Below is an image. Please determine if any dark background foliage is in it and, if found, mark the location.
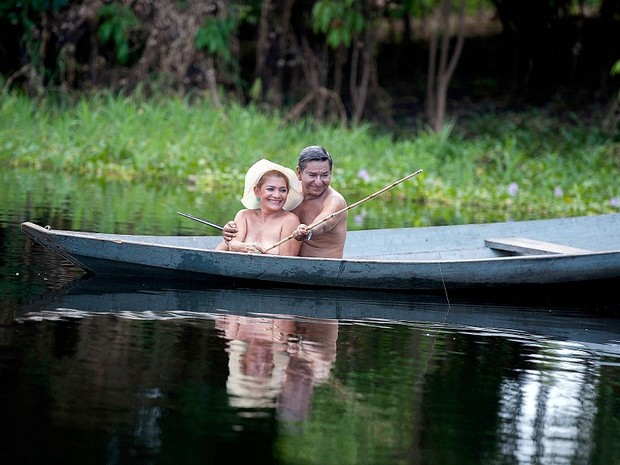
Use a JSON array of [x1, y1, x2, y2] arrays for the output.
[[1, 0, 618, 131]]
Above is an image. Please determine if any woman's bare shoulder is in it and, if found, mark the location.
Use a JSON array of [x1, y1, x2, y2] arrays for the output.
[[283, 211, 301, 226], [234, 209, 253, 220]]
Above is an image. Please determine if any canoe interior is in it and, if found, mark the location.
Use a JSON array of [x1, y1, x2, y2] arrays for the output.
[[26, 213, 620, 261], [48, 213, 620, 260], [343, 213, 620, 260]]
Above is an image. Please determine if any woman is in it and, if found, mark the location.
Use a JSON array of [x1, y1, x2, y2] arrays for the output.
[[221, 145, 347, 258], [216, 159, 303, 255]]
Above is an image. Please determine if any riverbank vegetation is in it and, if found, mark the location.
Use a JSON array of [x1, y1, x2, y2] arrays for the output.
[[2, 90, 618, 224]]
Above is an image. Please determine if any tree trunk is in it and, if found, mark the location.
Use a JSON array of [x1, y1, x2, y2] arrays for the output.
[[205, 55, 222, 108], [350, 1, 383, 127], [426, 8, 439, 126], [350, 32, 373, 127], [254, 0, 294, 107], [426, 0, 466, 132]]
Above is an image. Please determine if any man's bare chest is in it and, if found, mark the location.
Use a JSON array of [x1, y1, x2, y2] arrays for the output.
[[298, 202, 323, 224]]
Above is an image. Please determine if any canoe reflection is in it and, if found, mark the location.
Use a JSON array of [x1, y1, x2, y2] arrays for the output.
[[215, 315, 338, 422], [17, 275, 619, 350]]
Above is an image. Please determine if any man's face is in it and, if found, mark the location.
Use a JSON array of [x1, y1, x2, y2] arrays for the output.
[[298, 160, 332, 197]]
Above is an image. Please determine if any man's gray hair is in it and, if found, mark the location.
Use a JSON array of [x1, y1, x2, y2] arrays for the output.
[[297, 146, 333, 171]]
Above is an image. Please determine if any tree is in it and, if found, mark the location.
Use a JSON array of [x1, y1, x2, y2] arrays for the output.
[[0, 0, 70, 95], [285, 0, 363, 125], [195, 2, 238, 108], [425, 0, 466, 132], [253, 0, 296, 108], [290, 0, 386, 127], [1, 0, 617, 130]]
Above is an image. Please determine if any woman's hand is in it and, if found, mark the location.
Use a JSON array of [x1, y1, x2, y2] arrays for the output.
[[245, 242, 266, 254]]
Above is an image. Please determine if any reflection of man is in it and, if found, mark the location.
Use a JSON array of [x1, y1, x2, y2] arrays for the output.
[[277, 319, 339, 422], [215, 314, 338, 421]]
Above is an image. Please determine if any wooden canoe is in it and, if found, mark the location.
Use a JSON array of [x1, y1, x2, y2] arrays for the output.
[[20, 213, 620, 291]]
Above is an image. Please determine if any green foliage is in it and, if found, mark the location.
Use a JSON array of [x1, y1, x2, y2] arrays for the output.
[[0, 0, 69, 18], [195, 16, 237, 62], [402, 0, 489, 18], [312, 0, 365, 48], [0, 0, 70, 84], [235, 1, 261, 25], [0, 90, 617, 224], [96, 3, 141, 65], [403, 0, 436, 17]]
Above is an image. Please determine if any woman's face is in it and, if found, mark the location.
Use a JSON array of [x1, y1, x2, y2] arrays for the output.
[[254, 174, 289, 211]]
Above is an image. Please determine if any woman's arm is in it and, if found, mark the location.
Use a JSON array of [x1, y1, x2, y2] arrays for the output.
[[215, 240, 229, 251]]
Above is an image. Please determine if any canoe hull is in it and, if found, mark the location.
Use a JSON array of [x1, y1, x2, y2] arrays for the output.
[[21, 214, 620, 291], [66, 249, 620, 290]]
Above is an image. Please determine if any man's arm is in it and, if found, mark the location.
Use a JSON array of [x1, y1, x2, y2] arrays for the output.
[[222, 221, 238, 243], [310, 192, 347, 236], [278, 215, 302, 256], [294, 190, 347, 241], [226, 211, 267, 253]]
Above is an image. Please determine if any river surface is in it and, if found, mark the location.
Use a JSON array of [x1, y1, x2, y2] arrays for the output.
[[1, 170, 619, 465]]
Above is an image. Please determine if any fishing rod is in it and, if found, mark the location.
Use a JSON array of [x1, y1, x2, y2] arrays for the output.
[[265, 168, 423, 252], [176, 212, 224, 231]]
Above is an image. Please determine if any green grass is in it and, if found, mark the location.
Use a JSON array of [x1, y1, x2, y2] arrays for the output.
[[1, 89, 618, 221]]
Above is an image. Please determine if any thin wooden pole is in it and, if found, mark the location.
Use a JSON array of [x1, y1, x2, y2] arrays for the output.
[[177, 212, 224, 231], [265, 168, 423, 252]]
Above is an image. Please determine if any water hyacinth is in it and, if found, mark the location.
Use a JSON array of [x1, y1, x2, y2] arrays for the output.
[[1, 91, 617, 220], [508, 182, 519, 197]]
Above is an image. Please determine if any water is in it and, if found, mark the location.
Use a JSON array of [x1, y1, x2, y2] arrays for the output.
[[1, 170, 619, 465]]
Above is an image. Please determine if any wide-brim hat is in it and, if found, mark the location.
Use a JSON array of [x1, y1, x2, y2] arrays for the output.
[[240, 159, 303, 211]]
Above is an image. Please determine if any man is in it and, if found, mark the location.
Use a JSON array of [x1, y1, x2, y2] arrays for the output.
[[222, 145, 347, 258]]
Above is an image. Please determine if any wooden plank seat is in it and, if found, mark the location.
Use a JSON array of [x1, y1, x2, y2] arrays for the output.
[[484, 237, 592, 255]]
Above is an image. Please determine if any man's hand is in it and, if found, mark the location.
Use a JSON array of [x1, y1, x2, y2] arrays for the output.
[[293, 224, 312, 241], [223, 221, 238, 243]]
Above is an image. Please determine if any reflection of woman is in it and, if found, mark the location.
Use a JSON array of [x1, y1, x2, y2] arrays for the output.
[[215, 315, 338, 421], [216, 159, 303, 255], [216, 316, 295, 409]]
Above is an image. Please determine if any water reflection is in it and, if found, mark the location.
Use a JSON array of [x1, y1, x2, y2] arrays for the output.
[[498, 343, 599, 464], [4, 279, 620, 464], [216, 315, 338, 422]]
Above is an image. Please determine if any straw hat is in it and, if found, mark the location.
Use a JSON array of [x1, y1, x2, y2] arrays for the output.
[[240, 159, 303, 211]]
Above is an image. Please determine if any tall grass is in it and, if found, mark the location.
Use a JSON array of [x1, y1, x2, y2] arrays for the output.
[[1, 89, 618, 220]]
